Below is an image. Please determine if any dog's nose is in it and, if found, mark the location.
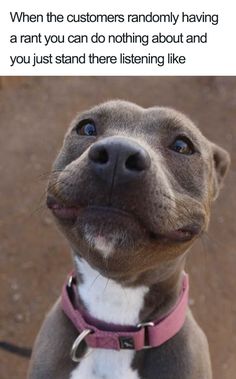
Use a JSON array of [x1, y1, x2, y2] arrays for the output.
[[88, 137, 151, 183]]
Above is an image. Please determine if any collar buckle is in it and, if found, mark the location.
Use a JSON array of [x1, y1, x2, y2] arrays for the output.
[[137, 321, 155, 349]]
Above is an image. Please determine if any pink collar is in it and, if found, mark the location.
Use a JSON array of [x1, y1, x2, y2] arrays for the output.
[[61, 272, 189, 356]]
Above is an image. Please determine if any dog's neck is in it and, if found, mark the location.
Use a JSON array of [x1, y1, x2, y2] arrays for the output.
[[73, 253, 186, 326]]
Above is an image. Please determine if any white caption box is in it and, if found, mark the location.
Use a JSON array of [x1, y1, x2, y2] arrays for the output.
[[0, 0, 235, 75]]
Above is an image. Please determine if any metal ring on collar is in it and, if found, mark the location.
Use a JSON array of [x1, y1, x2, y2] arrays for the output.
[[70, 329, 92, 362], [67, 275, 73, 288]]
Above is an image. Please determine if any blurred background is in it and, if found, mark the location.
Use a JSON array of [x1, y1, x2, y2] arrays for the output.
[[0, 76, 235, 378]]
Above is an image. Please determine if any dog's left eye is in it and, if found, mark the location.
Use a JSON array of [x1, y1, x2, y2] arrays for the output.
[[76, 119, 97, 136], [169, 136, 195, 155]]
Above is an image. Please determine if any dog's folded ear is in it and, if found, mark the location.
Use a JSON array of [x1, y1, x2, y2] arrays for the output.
[[211, 143, 230, 200]]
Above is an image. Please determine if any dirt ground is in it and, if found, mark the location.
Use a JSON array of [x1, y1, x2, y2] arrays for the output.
[[0, 76, 235, 379]]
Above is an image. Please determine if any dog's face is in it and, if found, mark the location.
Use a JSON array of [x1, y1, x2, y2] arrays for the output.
[[47, 101, 230, 281]]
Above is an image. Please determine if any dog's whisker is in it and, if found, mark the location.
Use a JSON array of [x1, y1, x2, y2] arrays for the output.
[[103, 278, 110, 294], [203, 232, 234, 256], [32, 168, 68, 183], [27, 204, 47, 218], [198, 234, 211, 280], [89, 273, 101, 291]]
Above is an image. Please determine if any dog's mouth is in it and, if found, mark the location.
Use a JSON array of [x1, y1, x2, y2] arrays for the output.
[[47, 195, 83, 220], [47, 194, 134, 221], [47, 194, 201, 243]]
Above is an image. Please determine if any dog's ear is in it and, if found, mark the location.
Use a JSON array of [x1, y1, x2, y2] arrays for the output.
[[211, 143, 230, 200]]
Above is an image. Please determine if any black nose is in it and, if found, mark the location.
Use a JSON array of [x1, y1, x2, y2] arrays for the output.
[[88, 137, 151, 184]]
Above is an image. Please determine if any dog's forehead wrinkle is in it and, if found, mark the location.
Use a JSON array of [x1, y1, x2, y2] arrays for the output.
[[93, 99, 144, 113], [144, 108, 206, 138], [146, 106, 192, 123], [75, 100, 144, 125]]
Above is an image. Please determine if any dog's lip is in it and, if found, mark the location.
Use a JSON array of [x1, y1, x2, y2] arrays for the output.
[[47, 195, 83, 220], [160, 226, 201, 242], [47, 194, 201, 242], [46, 195, 136, 221]]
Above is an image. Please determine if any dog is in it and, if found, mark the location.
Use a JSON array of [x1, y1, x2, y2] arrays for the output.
[[27, 100, 230, 379]]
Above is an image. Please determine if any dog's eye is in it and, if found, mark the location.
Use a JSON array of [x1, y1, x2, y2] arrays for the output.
[[169, 137, 195, 155], [76, 119, 97, 136]]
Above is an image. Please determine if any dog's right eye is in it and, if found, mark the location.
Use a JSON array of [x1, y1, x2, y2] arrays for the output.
[[75, 119, 97, 136]]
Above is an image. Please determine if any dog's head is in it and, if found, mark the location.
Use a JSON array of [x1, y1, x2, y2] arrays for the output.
[[47, 101, 230, 281]]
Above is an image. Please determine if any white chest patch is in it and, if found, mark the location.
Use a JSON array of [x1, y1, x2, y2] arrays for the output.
[[70, 257, 149, 379], [70, 349, 140, 379]]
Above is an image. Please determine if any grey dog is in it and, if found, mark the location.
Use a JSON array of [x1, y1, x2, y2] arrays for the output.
[[28, 100, 230, 379]]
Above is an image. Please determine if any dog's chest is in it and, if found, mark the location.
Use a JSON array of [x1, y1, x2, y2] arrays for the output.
[[70, 258, 148, 379], [70, 349, 140, 379]]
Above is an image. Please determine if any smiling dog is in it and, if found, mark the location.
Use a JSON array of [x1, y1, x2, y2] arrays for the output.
[[28, 100, 230, 379]]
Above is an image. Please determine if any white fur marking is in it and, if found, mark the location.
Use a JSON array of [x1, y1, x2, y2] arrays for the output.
[[85, 231, 115, 257], [70, 349, 140, 379], [70, 257, 148, 379], [75, 257, 148, 325], [93, 235, 114, 257]]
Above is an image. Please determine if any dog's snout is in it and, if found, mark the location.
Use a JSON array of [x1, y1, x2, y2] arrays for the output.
[[88, 137, 151, 183]]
